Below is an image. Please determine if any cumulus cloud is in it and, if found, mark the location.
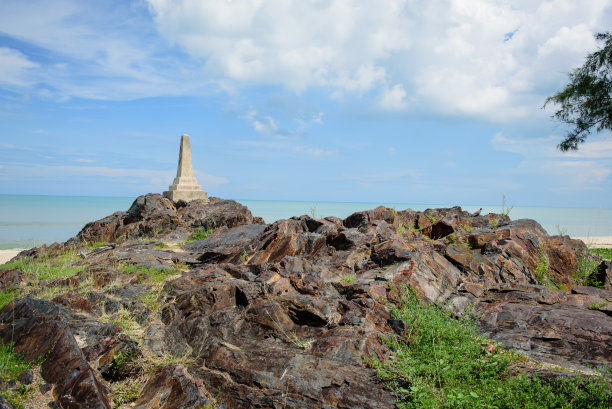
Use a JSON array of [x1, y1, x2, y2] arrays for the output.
[[1, 0, 610, 119], [379, 84, 407, 110], [147, 0, 611, 119]]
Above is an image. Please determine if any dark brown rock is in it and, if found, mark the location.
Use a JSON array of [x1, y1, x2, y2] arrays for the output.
[[74, 194, 263, 243], [133, 365, 213, 409]]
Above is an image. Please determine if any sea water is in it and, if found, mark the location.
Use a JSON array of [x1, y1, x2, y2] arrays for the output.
[[1, 194, 611, 249]]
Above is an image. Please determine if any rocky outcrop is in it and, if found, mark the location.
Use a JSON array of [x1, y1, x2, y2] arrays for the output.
[[74, 194, 264, 244], [2, 199, 611, 408]]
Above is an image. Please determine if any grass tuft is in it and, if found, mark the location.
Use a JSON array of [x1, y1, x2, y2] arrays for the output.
[[187, 227, 213, 242]]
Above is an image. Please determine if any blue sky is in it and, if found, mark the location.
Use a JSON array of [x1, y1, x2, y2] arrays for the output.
[[1, 0, 612, 207]]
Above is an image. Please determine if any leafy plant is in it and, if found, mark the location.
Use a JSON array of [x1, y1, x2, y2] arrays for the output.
[[533, 246, 557, 289], [588, 299, 610, 310], [187, 227, 213, 242], [424, 210, 438, 224], [573, 257, 602, 287], [240, 250, 249, 265], [368, 286, 612, 408], [341, 274, 356, 283]]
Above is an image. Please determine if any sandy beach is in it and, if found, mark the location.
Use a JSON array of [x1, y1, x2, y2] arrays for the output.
[[574, 236, 612, 248], [0, 250, 21, 264]]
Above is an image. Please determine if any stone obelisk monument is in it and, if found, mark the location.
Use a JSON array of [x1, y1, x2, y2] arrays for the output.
[[163, 134, 209, 202]]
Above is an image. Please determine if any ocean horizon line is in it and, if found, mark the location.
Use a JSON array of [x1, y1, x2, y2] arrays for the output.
[[0, 193, 610, 211]]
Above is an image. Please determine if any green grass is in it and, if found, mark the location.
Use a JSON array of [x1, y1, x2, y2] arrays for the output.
[[0, 343, 36, 409], [0, 342, 32, 381], [186, 227, 213, 242], [120, 263, 182, 283], [85, 241, 109, 249], [369, 287, 612, 409], [0, 250, 84, 281], [0, 288, 21, 311], [589, 247, 612, 260]]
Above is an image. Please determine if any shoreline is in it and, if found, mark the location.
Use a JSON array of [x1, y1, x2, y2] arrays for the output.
[[0, 249, 22, 264], [573, 236, 612, 248]]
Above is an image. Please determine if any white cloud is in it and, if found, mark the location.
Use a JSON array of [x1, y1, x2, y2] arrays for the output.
[[245, 109, 278, 135], [0, 48, 39, 87], [379, 84, 407, 110], [0, 0, 610, 119], [73, 158, 95, 163]]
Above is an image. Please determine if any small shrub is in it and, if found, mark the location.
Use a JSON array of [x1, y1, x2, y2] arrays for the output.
[[573, 257, 602, 287], [187, 227, 213, 242], [341, 274, 356, 283], [240, 250, 249, 265], [424, 210, 438, 224], [555, 225, 568, 236], [588, 300, 610, 310], [445, 234, 458, 245], [534, 247, 557, 289]]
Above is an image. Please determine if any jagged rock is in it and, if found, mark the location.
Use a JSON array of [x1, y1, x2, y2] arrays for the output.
[[74, 194, 264, 243], [0, 268, 23, 290], [0, 298, 112, 409], [133, 365, 213, 409], [185, 224, 267, 263], [6, 199, 612, 408]]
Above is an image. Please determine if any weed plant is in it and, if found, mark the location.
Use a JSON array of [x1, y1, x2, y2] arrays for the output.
[[341, 274, 356, 283], [187, 227, 213, 242], [369, 286, 612, 409], [572, 258, 602, 287], [533, 247, 557, 289]]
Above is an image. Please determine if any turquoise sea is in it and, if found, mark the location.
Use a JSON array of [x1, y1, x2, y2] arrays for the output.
[[1, 194, 611, 250]]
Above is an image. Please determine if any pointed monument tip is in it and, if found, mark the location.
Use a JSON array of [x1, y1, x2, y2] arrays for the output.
[[164, 133, 208, 202]]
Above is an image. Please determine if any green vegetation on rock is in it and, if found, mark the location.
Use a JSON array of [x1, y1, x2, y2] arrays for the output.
[[369, 287, 612, 409], [187, 227, 213, 242]]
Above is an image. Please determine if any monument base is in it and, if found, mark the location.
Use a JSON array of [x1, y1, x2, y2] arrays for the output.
[[163, 190, 209, 202]]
